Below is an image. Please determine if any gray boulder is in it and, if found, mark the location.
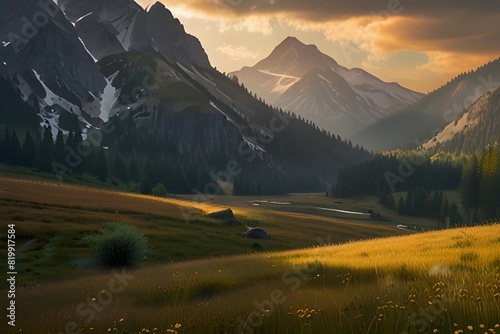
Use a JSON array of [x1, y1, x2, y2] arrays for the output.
[[243, 227, 270, 239], [207, 208, 241, 226]]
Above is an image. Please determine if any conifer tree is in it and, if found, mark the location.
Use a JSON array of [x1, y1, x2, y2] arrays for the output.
[[460, 156, 480, 210], [53, 131, 66, 165], [22, 130, 36, 167], [1, 128, 11, 164], [38, 126, 54, 172], [9, 129, 22, 165]]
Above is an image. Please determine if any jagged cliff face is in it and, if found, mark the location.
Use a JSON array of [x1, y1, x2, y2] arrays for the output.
[[0, 0, 371, 185], [73, 12, 126, 60], [0, 0, 107, 120], [0, 0, 210, 125], [135, 3, 210, 68], [58, 0, 143, 54], [58, 0, 211, 67], [145, 108, 243, 160], [98, 50, 242, 160]]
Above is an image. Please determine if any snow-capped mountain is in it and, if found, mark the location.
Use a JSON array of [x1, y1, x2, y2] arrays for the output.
[[423, 85, 500, 154], [58, 0, 211, 67], [231, 37, 423, 138], [354, 58, 500, 152], [0, 0, 371, 192]]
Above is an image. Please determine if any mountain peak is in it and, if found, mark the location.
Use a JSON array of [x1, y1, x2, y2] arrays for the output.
[[276, 36, 319, 53], [231, 37, 424, 139], [57, 0, 211, 67], [281, 36, 301, 45], [253, 36, 336, 78], [148, 1, 174, 20]]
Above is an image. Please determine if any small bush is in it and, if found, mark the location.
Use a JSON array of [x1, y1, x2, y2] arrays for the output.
[[152, 183, 168, 197], [83, 222, 152, 268]]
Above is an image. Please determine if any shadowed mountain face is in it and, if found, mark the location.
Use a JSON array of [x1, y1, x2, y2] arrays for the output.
[[354, 58, 500, 151], [0, 0, 371, 193], [231, 37, 423, 138], [0, 0, 107, 129], [423, 85, 500, 154], [57, 0, 211, 67]]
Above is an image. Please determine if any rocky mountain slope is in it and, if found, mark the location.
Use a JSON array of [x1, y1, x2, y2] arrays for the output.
[[423, 85, 500, 154], [0, 0, 371, 193], [0, 0, 107, 128], [58, 0, 211, 67]]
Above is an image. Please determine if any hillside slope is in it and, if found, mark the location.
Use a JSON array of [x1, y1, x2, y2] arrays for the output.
[[354, 58, 500, 151], [424, 85, 500, 154], [9, 218, 500, 333]]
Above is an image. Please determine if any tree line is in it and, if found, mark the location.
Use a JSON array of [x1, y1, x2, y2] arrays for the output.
[[380, 187, 462, 226], [0, 126, 107, 179], [335, 145, 500, 223], [335, 151, 464, 197], [0, 124, 326, 196], [460, 143, 500, 220]]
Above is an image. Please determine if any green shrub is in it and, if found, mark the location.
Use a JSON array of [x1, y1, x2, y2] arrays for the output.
[[83, 222, 152, 268], [152, 183, 168, 197]]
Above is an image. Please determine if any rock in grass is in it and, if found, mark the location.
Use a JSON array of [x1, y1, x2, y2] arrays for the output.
[[207, 208, 241, 225], [243, 227, 270, 239]]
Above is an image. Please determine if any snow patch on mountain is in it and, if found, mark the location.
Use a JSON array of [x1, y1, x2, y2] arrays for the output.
[[32, 70, 80, 114], [76, 12, 93, 24], [78, 37, 97, 62], [99, 72, 119, 122]]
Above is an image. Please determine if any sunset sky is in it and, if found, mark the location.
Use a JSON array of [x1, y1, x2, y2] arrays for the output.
[[137, 0, 500, 93]]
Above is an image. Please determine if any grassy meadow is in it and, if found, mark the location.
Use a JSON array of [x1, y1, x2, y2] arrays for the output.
[[0, 176, 405, 286], [1, 176, 499, 333]]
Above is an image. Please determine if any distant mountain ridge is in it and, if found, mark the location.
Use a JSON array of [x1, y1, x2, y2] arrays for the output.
[[231, 37, 423, 138], [354, 58, 500, 151], [423, 85, 500, 154]]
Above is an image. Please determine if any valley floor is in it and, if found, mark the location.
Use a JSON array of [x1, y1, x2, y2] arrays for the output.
[[1, 175, 498, 333]]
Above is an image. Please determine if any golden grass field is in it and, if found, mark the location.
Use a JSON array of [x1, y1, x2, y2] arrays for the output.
[[1, 176, 499, 333], [0, 176, 407, 285]]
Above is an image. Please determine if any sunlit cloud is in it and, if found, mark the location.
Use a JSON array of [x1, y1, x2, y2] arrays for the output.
[[218, 15, 274, 35], [135, 0, 500, 91], [217, 44, 260, 60]]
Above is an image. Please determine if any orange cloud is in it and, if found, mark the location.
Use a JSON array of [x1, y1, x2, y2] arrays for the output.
[[139, 0, 500, 91], [149, 1, 500, 61]]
